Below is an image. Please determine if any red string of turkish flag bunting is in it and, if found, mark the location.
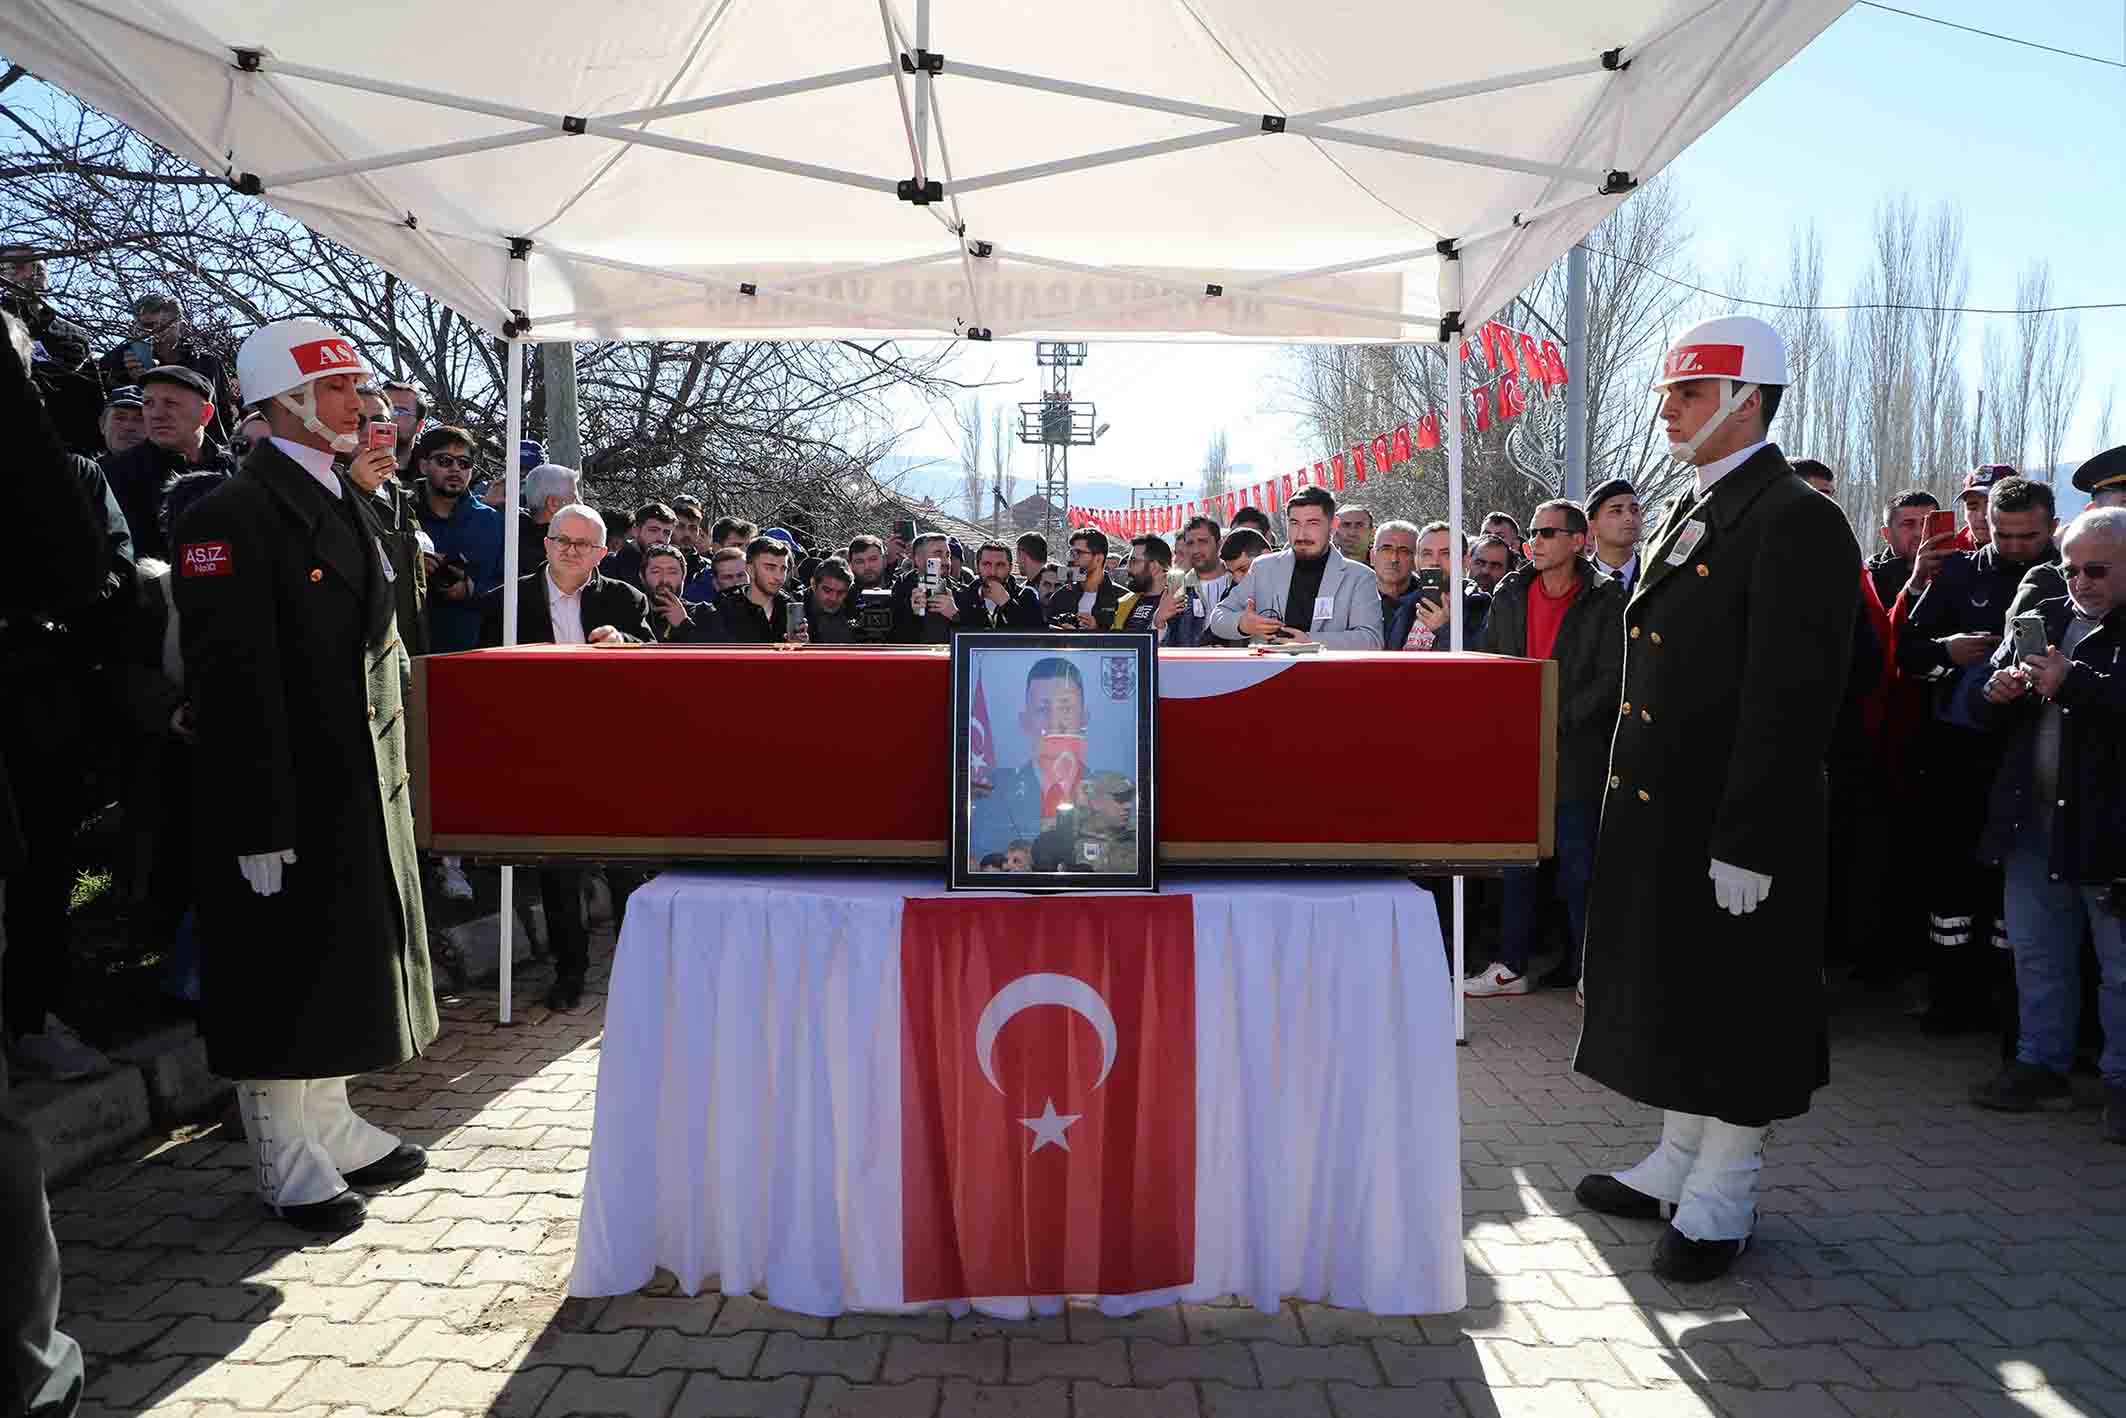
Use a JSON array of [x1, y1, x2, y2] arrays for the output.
[[1069, 319, 1567, 538]]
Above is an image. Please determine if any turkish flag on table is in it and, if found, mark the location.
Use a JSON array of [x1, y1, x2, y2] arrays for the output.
[[899, 895, 1195, 1302]]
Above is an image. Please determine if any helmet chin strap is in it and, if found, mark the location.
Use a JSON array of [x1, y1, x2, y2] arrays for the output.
[[1666, 380, 1758, 465], [274, 384, 360, 455]]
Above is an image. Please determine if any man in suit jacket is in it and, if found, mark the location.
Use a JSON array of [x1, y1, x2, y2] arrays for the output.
[[478, 505, 651, 1011], [1571, 316, 1857, 1285], [1204, 486, 1382, 649]]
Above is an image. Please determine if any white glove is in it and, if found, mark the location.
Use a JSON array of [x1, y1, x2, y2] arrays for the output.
[[238, 849, 298, 897], [1708, 858, 1772, 916]]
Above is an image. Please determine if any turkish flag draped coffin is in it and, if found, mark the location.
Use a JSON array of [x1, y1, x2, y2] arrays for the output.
[[899, 896, 1195, 1301], [415, 648, 1552, 862]]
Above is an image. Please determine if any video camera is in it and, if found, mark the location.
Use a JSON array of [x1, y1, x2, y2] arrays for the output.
[[851, 586, 895, 643]]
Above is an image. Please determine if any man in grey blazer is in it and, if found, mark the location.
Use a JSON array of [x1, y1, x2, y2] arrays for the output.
[[1204, 486, 1383, 649]]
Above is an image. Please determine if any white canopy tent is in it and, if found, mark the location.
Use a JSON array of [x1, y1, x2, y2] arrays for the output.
[[4, 0, 1847, 1022]]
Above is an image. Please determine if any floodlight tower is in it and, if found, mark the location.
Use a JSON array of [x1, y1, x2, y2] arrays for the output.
[[1018, 341, 1098, 539]]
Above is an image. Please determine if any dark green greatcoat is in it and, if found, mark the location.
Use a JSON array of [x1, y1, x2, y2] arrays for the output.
[[172, 440, 435, 1081], [1574, 445, 1856, 1124]]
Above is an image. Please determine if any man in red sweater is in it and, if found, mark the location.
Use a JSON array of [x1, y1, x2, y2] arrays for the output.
[[1465, 499, 1626, 996]]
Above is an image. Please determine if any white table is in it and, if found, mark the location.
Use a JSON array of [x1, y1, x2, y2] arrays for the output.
[[570, 871, 1464, 1317]]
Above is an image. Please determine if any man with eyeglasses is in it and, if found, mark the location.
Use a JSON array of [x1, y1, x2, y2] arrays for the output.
[[1465, 500, 1625, 998], [479, 505, 650, 1010], [413, 425, 505, 654], [98, 293, 239, 440], [379, 378, 426, 471], [1965, 506, 2126, 1140], [1898, 475, 2061, 1036], [2006, 446, 2126, 623]]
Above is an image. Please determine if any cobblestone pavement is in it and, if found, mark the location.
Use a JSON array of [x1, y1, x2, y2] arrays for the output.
[[49, 936, 2126, 1418]]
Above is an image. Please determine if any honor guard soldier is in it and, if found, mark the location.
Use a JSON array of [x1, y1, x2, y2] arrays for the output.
[[172, 320, 437, 1235], [1572, 316, 1858, 1283]]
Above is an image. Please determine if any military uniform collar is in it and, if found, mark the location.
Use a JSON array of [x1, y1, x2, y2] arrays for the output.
[[1694, 440, 1767, 498]]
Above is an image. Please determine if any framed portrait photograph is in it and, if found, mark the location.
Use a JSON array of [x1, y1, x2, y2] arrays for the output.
[[951, 632, 1158, 892]]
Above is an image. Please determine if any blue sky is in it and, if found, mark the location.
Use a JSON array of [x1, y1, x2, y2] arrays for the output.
[[892, 0, 2126, 510]]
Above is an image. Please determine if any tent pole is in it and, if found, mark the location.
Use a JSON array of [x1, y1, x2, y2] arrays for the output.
[[1565, 243, 1589, 501], [1448, 329, 1466, 1045], [1287, 125, 1609, 186], [1289, 55, 1612, 126], [913, 0, 932, 172], [499, 335, 524, 1024], [259, 128, 562, 189]]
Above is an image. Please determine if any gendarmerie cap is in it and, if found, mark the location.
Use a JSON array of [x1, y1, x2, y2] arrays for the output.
[[1583, 477, 1637, 520], [140, 364, 214, 402], [103, 383, 144, 409], [2072, 445, 2125, 496]]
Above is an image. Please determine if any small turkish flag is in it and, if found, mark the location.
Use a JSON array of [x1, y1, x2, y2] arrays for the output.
[[900, 896, 1195, 1302], [968, 670, 995, 791]]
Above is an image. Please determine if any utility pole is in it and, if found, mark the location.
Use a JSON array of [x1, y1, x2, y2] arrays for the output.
[[541, 342, 581, 468], [1018, 342, 1098, 539], [1563, 243, 1589, 501]]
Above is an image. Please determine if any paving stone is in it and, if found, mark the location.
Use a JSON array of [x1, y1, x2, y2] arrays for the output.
[[1249, 1342, 1378, 1387], [279, 1357, 438, 1410], [261, 1281, 390, 1322], [1694, 1383, 1849, 1417], [84, 1357, 191, 1409], [1067, 1305, 1184, 1345], [1008, 1338, 1129, 1385], [828, 1312, 949, 1342], [1848, 1307, 1995, 1345], [1726, 1342, 1870, 1388], [522, 1327, 646, 1374], [1524, 1304, 1663, 1346], [1838, 1343, 1997, 1389], [1071, 1381, 1200, 1418], [1326, 1381, 1465, 1418], [754, 1332, 886, 1381], [1963, 1305, 2111, 1346], [1181, 1305, 1302, 1344], [1200, 1380, 1331, 1418], [881, 1336, 1005, 1382], [1479, 1338, 1638, 1387], [1291, 1307, 1419, 1345], [937, 1378, 1070, 1418], [405, 1362, 559, 1417], [1128, 1339, 1255, 1385], [1451, 1380, 1602, 1416], [257, 1316, 411, 1364], [380, 1318, 527, 1369], [157, 1360, 309, 1409], [1582, 1385, 1723, 1417], [535, 1369, 684, 1418], [630, 1331, 763, 1377], [803, 1377, 939, 1418], [712, 1297, 832, 1339], [668, 1374, 807, 1418]]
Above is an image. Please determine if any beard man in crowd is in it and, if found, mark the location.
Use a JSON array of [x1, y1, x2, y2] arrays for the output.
[[1964, 506, 2126, 1140], [1165, 515, 1226, 648], [1114, 535, 1185, 638], [1043, 527, 1130, 631], [804, 556, 860, 642], [602, 500, 675, 591], [1897, 475, 2060, 1034], [413, 425, 504, 654], [1869, 489, 1940, 608], [845, 534, 888, 592], [172, 318, 438, 1235], [1465, 500, 1625, 997], [959, 541, 1045, 632], [643, 543, 722, 644], [1573, 316, 1857, 1284], [1467, 534, 1513, 595], [1207, 486, 1381, 648]]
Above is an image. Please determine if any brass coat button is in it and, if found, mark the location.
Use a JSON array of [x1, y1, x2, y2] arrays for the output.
[[1650, 631, 1663, 645], [1609, 775, 1621, 789], [1696, 564, 1709, 577], [1637, 789, 1651, 802], [309, 568, 323, 583], [1620, 701, 1632, 715], [1631, 626, 1642, 640], [1641, 709, 1653, 723], [367, 705, 377, 720]]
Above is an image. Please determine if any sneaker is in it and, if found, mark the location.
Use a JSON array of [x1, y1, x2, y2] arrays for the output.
[[9, 1014, 113, 1081], [1969, 1061, 2072, 1113], [1537, 964, 1581, 992], [437, 858, 474, 902], [1464, 963, 1531, 997]]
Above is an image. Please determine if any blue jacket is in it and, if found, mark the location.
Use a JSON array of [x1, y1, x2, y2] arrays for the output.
[[1385, 584, 1490, 651], [415, 487, 507, 653]]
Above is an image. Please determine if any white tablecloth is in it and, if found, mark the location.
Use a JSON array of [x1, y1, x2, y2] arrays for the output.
[[570, 871, 1463, 1316]]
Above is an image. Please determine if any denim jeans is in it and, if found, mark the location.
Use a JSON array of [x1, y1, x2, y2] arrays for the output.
[[2003, 842, 2126, 1086], [1498, 799, 1597, 976]]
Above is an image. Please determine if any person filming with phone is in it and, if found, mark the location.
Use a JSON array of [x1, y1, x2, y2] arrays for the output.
[[1205, 486, 1381, 649], [716, 534, 808, 645], [412, 425, 505, 654], [1388, 520, 1491, 651], [1042, 527, 1129, 631], [1962, 506, 2126, 1139], [1896, 474, 2060, 1035]]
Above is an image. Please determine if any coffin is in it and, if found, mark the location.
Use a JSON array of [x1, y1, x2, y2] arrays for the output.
[[411, 646, 1556, 867]]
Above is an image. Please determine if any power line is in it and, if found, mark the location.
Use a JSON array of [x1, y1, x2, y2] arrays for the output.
[[1577, 243, 2126, 318], [1854, 1, 2126, 71]]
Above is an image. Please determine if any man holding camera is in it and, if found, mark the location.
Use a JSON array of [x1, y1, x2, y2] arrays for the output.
[[716, 535, 808, 645], [804, 557, 860, 643], [643, 544, 723, 644], [1465, 500, 1625, 997], [413, 425, 505, 654], [1964, 507, 2126, 1139], [892, 531, 962, 643]]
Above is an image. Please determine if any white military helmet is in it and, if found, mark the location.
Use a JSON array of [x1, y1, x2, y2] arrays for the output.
[[236, 318, 370, 453], [1650, 315, 1788, 465]]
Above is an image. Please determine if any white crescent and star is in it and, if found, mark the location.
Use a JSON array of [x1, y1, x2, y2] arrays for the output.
[[974, 972, 1117, 1155]]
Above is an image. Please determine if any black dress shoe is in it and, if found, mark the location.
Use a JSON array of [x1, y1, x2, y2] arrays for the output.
[[1575, 1173, 1667, 1221], [343, 1142, 428, 1189], [1652, 1224, 1745, 1284], [546, 973, 585, 1012], [271, 1189, 367, 1234], [1537, 965, 1581, 991]]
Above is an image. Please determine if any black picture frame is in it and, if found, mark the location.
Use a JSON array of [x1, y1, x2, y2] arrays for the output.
[[950, 631, 1158, 892]]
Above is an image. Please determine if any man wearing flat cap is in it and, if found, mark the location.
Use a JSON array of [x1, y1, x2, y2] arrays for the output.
[[2006, 446, 2126, 622], [101, 364, 236, 561], [1583, 478, 1642, 596]]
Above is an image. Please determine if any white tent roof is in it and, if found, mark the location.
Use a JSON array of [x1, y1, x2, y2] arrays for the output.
[[4, 0, 1845, 343]]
